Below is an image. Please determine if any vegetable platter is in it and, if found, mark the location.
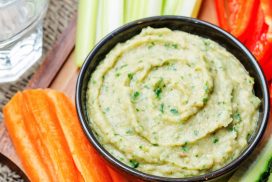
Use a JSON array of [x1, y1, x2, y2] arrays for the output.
[[0, 0, 271, 181]]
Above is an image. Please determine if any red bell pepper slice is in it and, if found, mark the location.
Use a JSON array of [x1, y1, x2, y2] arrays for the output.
[[215, 0, 259, 41], [245, 3, 272, 66], [260, 0, 272, 42], [215, 0, 230, 31]]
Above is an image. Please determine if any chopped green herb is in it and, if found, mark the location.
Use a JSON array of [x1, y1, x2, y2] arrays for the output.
[[247, 133, 251, 142], [193, 130, 199, 136], [153, 78, 165, 99], [136, 108, 140, 112], [181, 143, 189, 152], [159, 103, 164, 113], [126, 129, 133, 134], [128, 73, 134, 80], [164, 42, 178, 49], [115, 72, 120, 77], [172, 43, 178, 49], [186, 63, 192, 67], [228, 125, 238, 132], [203, 40, 211, 47], [248, 78, 253, 84], [154, 87, 162, 98], [144, 85, 150, 89], [152, 143, 159, 146], [129, 159, 139, 168], [120, 64, 128, 69], [204, 82, 209, 93], [233, 112, 241, 122], [105, 107, 110, 112], [170, 108, 179, 115], [148, 42, 155, 49], [213, 137, 219, 144], [131, 91, 140, 101], [139, 145, 143, 149], [203, 97, 208, 104], [203, 40, 211, 51]]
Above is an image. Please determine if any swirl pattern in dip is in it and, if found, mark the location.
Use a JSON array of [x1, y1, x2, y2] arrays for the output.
[[87, 27, 260, 177]]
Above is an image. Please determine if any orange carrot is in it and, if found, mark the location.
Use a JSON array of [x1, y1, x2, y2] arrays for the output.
[[21, 93, 57, 181], [23, 90, 82, 182], [46, 89, 113, 182], [107, 166, 129, 182], [3, 92, 52, 182]]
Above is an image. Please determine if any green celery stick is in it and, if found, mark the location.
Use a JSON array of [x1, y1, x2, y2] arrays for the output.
[[75, 0, 98, 67]]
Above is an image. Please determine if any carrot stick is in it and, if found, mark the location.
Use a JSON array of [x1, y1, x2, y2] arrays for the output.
[[46, 89, 113, 182], [23, 90, 82, 182], [107, 166, 129, 182], [3, 92, 52, 182], [21, 93, 57, 181]]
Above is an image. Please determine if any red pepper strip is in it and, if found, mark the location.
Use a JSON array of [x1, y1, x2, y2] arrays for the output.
[[257, 34, 272, 66], [245, 3, 272, 63], [230, 0, 259, 41], [245, 3, 265, 49], [215, 0, 230, 31], [215, 0, 259, 41], [260, 0, 272, 42]]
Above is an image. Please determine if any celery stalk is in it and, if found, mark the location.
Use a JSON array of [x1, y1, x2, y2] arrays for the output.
[[95, 0, 104, 43], [107, 0, 124, 32], [175, 0, 202, 18], [96, 0, 124, 43], [146, 0, 163, 17], [163, 0, 179, 15], [131, 0, 140, 21], [125, 0, 138, 23], [75, 0, 203, 67], [124, 0, 132, 23], [125, 0, 163, 22], [163, 0, 202, 18], [75, 0, 98, 67], [137, 0, 146, 19]]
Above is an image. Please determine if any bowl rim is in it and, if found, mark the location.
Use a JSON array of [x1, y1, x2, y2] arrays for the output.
[[76, 16, 270, 181], [0, 153, 30, 181]]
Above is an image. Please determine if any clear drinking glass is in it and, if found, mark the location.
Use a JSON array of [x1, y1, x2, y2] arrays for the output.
[[0, 0, 48, 83]]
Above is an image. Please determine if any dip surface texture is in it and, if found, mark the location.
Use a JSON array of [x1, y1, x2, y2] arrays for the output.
[[87, 27, 260, 177]]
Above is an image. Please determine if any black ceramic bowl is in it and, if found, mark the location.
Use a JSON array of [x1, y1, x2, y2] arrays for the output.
[[0, 153, 29, 181], [76, 16, 270, 182]]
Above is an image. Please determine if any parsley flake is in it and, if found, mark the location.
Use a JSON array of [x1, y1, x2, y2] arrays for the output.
[[129, 159, 139, 168]]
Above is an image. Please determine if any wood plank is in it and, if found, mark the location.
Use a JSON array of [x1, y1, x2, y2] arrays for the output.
[[50, 51, 79, 101], [198, 0, 218, 25], [0, 122, 21, 167], [26, 17, 77, 89]]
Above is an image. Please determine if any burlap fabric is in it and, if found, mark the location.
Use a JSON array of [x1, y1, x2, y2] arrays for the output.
[[0, 0, 78, 121]]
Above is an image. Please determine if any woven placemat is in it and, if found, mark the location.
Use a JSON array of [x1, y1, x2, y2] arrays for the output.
[[0, 0, 78, 121]]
